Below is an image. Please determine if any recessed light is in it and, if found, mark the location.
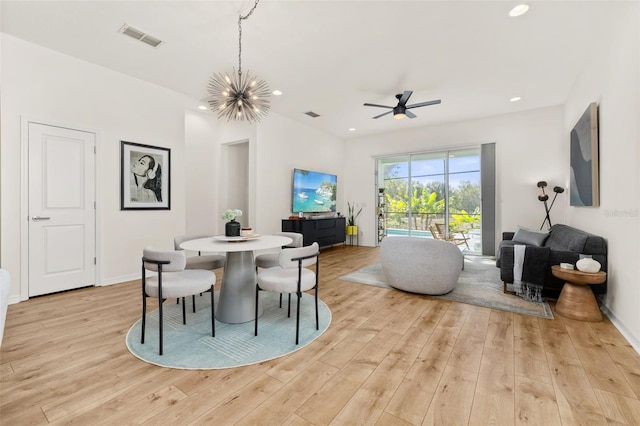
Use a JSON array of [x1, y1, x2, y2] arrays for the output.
[[272, 90, 283, 96], [509, 4, 529, 17], [510, 96, 522, 102], [349, 128, 356, 132], [198, 105, 208, 110]]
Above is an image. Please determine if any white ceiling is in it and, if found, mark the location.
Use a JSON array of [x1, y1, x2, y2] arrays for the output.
[[0, 0, 624, 140]]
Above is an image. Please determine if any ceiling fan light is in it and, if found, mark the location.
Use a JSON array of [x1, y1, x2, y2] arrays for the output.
[[509, 4, 529, 17], [393, 105, 406, 119]]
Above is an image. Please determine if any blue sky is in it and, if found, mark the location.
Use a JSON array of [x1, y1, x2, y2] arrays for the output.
[[381, 154, 480, 188]]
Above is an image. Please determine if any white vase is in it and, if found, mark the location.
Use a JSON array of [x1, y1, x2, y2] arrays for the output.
[[576, 258, 601, 273]]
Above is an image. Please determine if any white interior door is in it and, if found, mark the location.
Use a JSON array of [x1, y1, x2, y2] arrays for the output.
[[28, 123, 96, 297]]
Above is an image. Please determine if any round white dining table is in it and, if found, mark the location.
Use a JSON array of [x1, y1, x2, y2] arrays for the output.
[[180, 234, 292, 323]]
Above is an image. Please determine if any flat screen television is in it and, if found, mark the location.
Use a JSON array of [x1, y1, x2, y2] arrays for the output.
[[292, 168, 337, 213]]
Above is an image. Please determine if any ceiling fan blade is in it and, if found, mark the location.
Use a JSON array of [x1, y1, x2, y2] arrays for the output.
[[398, 91, 413, 106], [364, 102, 393, 109], [406, 99, 442, 109], [372, 110, 393, 119], [405, 110, 417, 119]]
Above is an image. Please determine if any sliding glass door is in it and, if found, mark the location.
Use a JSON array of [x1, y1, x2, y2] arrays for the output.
[[377, 148, 482, 252]]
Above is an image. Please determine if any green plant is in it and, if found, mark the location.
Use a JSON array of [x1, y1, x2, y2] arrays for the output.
[[221, 209, 243, 221], [450, 207, 481, 229], [346, 202, 362, 226]]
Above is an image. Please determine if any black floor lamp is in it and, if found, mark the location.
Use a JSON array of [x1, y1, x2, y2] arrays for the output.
[[537, 181, 565, 230]]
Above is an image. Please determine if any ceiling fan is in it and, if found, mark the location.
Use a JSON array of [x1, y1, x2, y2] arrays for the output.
[[364, 90, 441, 120]]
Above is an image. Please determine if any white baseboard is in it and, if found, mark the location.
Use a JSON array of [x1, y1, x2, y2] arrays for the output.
[[600, 301, 640, 355], [8, 273, 148, 305], [98, 273, 140, 286]]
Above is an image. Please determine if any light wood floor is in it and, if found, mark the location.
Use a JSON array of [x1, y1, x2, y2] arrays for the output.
[[2, 245, 640, 425]]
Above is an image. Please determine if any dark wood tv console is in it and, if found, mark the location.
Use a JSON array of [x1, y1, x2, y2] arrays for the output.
[[282, 217, 346, 248]]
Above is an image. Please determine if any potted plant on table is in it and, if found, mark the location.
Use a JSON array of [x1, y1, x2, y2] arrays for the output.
[[222, 209, 243, 237], [346, 202, 362, 236]]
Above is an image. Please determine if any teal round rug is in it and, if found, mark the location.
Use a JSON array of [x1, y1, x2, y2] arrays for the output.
[[126, 291, 331, 369]]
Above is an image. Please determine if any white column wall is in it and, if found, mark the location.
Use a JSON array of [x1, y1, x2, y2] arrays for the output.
[[184, 110, 221, 236]]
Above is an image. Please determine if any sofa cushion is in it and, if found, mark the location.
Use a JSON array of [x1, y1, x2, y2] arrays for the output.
[[512, 226, 549, 247], [544, 224, 588, 252]]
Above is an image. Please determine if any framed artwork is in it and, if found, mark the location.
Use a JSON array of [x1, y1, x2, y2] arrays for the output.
[[120, 141, 171, 210], [569, 102, 599, 207]]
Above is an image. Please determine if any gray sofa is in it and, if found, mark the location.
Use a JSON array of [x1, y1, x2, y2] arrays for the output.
[[496, 224, 607, 297]]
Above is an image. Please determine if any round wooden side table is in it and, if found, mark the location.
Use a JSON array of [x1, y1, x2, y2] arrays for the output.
[[551, 265, 606, 322]]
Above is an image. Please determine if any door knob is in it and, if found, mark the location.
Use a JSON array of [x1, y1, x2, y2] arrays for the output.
[[31, 216, 51, 221]]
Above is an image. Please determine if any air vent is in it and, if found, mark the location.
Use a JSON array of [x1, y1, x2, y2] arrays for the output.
[[119, 24, 163, 48], [304, 111, 320, 118]]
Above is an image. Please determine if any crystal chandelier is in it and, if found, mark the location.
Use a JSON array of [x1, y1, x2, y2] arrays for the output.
[[207, 0, 270, 123]]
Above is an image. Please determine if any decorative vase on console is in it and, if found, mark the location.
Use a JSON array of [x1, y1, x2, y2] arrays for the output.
[[222, 209, 243, 237]]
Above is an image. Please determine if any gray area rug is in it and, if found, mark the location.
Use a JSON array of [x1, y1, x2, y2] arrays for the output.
[[339, 255, 553, 319], [126, 291, 331, 369]]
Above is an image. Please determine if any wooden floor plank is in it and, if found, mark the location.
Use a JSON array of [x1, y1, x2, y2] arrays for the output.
[[447, 305, 489, 374], [235, 360, 338, 425], [329, 340, 421, 425], [384, 326, 457, 425], [594, 388, 640, 425], [514, 313, 551, 384], [395, 298, 449, 350], [546, 352, 607, 425], [514, 376, 562, 426], [296, 361, 375, 425], [600, 339, 640, 400], [422, 365, 477, 426], [468, 347, 515, 425], [484, 309, 514, 354], [1, 245, 639, 425], [189, 373, 285, 425], [375, 411, 415, 426]]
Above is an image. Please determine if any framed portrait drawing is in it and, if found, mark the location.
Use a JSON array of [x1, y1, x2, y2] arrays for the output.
[[120, 141, 171, 210], [569, 102, 599, 207]]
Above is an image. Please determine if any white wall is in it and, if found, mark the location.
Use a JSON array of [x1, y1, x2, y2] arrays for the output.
[[255, 113, 345, 234], [184, 110, 220, 236], [344, 106, 567, 248], [0, 34, 190, 299], [564, 2, 640, 350], [226, 142, 250, 227], [184, 110, 345, 238]]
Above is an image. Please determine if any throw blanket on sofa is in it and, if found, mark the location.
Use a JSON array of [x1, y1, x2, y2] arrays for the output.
[[512, 245, 549, 302]]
